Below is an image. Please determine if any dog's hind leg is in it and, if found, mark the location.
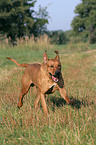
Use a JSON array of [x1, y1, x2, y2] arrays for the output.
[[17, 71, 32, 108]]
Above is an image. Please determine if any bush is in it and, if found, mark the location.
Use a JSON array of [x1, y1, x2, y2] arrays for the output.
[[48, 31, 69, 44]]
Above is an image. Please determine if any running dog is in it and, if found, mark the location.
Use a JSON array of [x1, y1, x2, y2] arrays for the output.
[[6, 51, 74, 116]]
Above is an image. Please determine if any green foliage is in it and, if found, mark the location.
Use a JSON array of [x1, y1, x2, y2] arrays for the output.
[[0, 0, 49, 43], [32, 5, 49, 36], [48, 30, 69, 44], [71, 0, 96, 43]]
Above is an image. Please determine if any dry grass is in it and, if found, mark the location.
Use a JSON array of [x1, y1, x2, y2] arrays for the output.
[[0, 34, 52, 51], [0, 43, 96, 144], [66, 42, 90, 52]]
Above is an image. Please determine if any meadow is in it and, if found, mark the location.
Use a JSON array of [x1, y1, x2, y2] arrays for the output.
[[0, 37, 96, 145]]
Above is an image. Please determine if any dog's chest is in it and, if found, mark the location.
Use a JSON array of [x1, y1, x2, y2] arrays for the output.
[[39, 68, 58, 93], [39, 75, 58, 93], [45, 82, 57, 94], [49, 83, 56, 89]]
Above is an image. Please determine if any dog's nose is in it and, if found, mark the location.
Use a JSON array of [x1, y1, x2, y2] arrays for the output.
[[55, 70, 60, 75]]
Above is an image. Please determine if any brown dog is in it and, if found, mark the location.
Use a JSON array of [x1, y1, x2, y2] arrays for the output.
[[6, 51, 73, 116]]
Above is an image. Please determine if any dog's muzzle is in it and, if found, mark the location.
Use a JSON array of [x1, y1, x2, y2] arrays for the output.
[[49, 71, 61, 83]]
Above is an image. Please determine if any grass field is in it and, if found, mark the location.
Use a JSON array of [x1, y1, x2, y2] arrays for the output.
[[0, 39, 96, 145]]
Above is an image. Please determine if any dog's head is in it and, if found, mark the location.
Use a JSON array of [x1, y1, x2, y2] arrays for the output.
[[43, 51, 61, 83]]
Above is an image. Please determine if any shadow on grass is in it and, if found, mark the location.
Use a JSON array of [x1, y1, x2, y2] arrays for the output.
[[49, 96, 93, 110]]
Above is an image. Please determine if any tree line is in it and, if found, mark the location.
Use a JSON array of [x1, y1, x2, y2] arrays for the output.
[[0, 0, 48, 43], [0, 0, 96, 44], [71, 0, 96, 44]]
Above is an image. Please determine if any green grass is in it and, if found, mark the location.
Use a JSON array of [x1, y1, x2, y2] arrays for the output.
[[0, 40, 96, 145]]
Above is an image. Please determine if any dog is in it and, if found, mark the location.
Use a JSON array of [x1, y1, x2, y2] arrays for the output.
[[6, 51, 74, 116]]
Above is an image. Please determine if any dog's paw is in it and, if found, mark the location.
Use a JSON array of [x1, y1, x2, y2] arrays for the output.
[[17, 102, 23, 109], [70, 99, 75, 105]]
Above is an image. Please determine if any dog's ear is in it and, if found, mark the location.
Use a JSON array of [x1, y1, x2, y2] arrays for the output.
[[54, 50, 60, 61], [43, 51, 48, 63]]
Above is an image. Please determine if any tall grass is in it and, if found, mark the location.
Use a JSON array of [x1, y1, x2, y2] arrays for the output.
[[0, 34, 52, 50], [0, 37, 96, 144]]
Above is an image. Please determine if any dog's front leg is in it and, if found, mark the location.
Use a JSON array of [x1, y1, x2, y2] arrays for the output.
[[34, 90, 40, 109], [58, 87, 70, 104], [40, 93, 48, 116]]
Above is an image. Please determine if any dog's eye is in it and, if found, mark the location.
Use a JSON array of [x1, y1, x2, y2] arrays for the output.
[[58, 65, 61, 68], [50, 65, 54, 68]]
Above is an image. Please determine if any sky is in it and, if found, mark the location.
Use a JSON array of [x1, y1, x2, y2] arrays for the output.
[[34, 0, 81, 31]]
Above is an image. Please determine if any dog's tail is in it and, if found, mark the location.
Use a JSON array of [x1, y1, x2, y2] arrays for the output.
[[6, 57, 28, 67]]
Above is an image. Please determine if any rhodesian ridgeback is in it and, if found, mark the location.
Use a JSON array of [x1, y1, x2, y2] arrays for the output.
[[6, 51, 74, 116]]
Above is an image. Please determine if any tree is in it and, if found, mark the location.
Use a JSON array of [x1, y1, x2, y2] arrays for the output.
[[71, 0, 96, 43], [48, 30, 68, 44], [0, 0, 49, 43], [30, 5, 49, 37]]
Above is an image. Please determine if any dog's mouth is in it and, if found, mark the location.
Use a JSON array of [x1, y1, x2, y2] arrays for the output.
[[49, 73, 60, 83]]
